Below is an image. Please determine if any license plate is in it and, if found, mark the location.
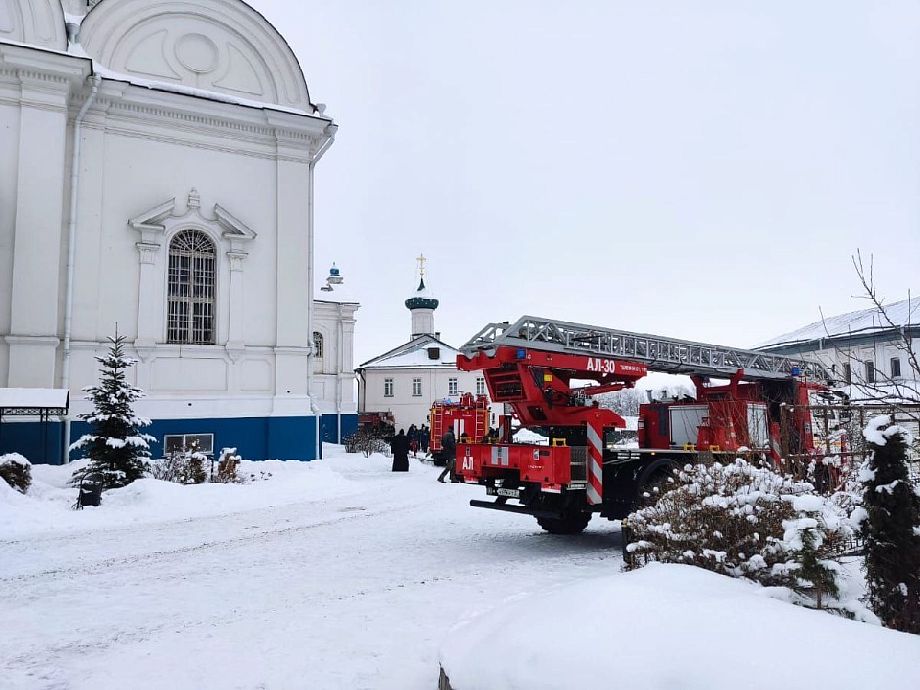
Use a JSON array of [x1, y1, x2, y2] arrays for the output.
[[494, 487, 519, 498]]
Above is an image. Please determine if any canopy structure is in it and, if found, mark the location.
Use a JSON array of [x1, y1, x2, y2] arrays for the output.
[[0, 388, 69, 415], [0, 388, 70, 463]]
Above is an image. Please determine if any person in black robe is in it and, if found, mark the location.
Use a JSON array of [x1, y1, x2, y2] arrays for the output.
[[390, 429, 410, 472]]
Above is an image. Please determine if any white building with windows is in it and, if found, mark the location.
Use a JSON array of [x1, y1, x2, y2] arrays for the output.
[[356, 268, 500, 430], [758, 296, 919, 400], [0, 0, 355, 462]]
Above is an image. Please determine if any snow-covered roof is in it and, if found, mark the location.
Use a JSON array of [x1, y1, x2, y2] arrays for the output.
[[358, 335, 459, 369], [0, 388, 69, 411], [759, 296, 919, 349]]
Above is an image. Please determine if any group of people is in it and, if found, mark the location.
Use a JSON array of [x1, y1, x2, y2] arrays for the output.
[[389, 424, 456, 483], [406, 424, 431, 457]]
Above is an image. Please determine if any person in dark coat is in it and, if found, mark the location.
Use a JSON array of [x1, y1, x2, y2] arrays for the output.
[[437, 429, 456, 483], [390, 429, 410, 472], [407, 424, 419, 457], [419, 426, 430, 454]]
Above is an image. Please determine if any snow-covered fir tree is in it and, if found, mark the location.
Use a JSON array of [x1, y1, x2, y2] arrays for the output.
[[781, 502, 841, 610], [861, 416, 920, 633], [71, 333, 154, 490]]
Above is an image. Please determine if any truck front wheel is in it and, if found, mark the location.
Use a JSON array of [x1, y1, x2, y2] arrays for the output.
[[536, 512, 591, 535]]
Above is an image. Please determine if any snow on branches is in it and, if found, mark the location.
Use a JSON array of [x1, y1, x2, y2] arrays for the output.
[[625, 459, 851, 609], [71, 333, 155, 492]]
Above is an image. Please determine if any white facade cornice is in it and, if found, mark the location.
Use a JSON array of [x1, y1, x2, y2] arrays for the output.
[[0, 41, 90, 82], [69, 79, 331, 162], [0, 42, 91, 112]]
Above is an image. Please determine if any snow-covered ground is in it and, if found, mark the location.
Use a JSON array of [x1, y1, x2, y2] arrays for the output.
[[1, 446, 623, 689], [3, 446, 917, 690]]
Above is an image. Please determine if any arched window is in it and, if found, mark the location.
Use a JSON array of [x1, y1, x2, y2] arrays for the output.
[[167, 230, 216, 344], [313, 331, 324, 358]]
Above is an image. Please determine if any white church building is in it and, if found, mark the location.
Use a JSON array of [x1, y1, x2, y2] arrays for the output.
[[356, 263, 501, 430], [0, 0, 357, 462]]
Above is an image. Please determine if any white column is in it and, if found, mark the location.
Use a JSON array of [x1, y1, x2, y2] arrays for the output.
[[226, 250, 247, 359], [134, 242, 161, 350], [7, 72, 70, 387]]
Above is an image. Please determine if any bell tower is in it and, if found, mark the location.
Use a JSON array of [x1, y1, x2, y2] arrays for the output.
[[405, 254, 439, 339]]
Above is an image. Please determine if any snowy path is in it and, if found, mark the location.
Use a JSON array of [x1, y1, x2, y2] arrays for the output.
[[1, 452, 623, 690]]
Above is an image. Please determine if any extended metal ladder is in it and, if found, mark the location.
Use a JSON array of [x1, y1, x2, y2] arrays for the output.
[[459, 315, 834, 383]]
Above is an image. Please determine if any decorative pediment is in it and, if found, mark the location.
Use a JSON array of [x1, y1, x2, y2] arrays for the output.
[[79, 0, 311, 111], [129, 189, 256, 252]]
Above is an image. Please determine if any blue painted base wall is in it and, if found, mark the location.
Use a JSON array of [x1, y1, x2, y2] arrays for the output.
[[2, 416, 322, 465], [320, 413, 359, 444], [0, 421, 65, 465]]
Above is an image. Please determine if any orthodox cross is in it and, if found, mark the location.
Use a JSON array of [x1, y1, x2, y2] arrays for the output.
[[416, 253, 427, 280]]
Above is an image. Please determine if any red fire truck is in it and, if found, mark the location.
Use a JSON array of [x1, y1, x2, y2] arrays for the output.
[[451, 316, 837, 534], [429, 393, 491, 462]]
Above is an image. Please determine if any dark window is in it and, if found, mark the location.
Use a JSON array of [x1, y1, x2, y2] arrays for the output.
[[844, 363, 852, 385], [891, 357, 901, 378], [163, 433, 214, 456], [865, 361, 875, 384], [313, 332, 324, 358]]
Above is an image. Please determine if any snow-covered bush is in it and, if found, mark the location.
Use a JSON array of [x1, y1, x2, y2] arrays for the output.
[[178, 446, 208, 485], [148, 447, 244, 484], [147, 454, 186, 483], [213, 448, 242, 484], [626, 459, 850, 608], [0, 453, 31, 494], [861, 416, 920, 634], [345, 428, 390, 458], [71, 333, 154, 490]]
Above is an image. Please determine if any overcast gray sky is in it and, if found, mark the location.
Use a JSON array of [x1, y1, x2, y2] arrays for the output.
[[251, 0, 920, 363]]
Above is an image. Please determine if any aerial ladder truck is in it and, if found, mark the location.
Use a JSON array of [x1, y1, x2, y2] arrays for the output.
[[449, 315, 837, 534]]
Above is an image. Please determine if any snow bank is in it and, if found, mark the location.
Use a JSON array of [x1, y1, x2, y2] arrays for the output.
[[440, 564, 920, 690], [0, 451, 366, 539]]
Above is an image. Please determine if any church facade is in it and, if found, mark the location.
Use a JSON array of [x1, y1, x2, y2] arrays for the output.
[[0, 0, 355, 462]]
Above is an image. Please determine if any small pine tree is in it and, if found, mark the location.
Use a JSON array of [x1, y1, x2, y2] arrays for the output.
[[862, 419, 920, 634], [788, 513, 840, 610], [71, 332, 154, 490]]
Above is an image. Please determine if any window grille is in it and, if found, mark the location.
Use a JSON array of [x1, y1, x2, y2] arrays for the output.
[[448, 378, 459, 396], [167, 230, 216, 344], [313, 332, 324, 358], [412, 378, 422, 397], [384, 378, 394, 397]]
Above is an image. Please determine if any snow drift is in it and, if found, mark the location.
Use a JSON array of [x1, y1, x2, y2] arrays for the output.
[[440, 563, 920, 690]]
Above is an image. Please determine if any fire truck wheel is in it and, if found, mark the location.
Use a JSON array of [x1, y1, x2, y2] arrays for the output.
[[536, 512, 592, 535]]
